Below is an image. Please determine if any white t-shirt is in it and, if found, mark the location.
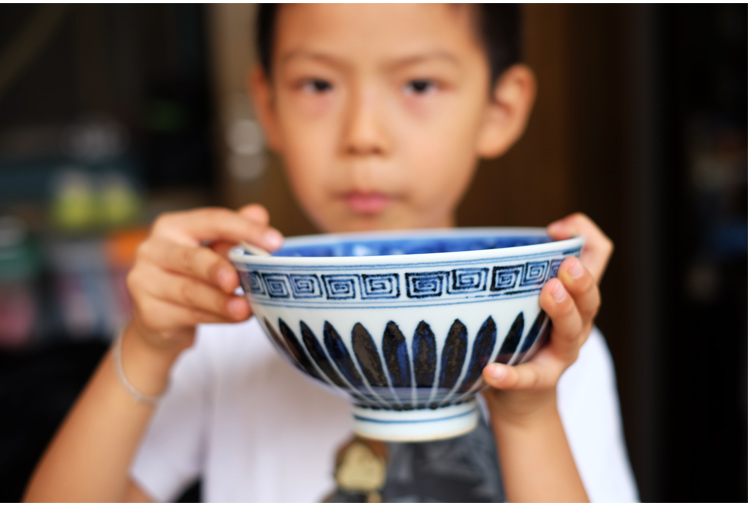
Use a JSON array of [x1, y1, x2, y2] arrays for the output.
[[131, 317, 639, 503]]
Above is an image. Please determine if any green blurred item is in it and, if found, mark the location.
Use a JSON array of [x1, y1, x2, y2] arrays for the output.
[[50, 170, 98, 231], [99, 172, 142, 227], [49, 169, 142, 231]]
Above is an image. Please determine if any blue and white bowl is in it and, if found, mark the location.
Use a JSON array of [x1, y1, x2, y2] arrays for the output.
[[229, 228, 583, 442]]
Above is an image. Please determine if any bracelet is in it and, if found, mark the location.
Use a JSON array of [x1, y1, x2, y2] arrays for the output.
[[112, 330, 167, 405]]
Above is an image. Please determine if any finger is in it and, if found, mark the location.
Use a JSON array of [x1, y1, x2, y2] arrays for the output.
[[140, 239, 239, 293], [136, 297, 243, 330], [154, 208, 284, 251], [238, 203, 270, 225], [209, 241, 239, 259], [539, 278, 583, 356], [546, 213, 613, 283], [556, 256, 601, 322], [138, 262, 250, 321], [546, 211, 597, 239], [483, 360, 559, 391]]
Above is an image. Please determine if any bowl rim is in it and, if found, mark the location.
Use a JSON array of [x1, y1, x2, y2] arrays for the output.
[[228, 227, 584, 267]]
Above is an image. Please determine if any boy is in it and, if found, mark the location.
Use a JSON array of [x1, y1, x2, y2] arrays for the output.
[[25, 4, 637, 502]]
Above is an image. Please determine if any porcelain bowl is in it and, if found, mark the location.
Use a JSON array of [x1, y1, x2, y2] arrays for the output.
[[229, 228, 583, 442]]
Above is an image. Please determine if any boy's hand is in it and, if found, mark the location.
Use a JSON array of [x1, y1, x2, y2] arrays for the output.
[[481, 213, 613, 424], [126, 204, 283, 355]]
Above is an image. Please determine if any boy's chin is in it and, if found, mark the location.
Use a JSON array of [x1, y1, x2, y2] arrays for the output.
[[319, 211, 454, 234], [323, 216, 395, 234]]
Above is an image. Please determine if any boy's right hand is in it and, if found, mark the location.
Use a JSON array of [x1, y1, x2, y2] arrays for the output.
[[126, 204, 283, 356]]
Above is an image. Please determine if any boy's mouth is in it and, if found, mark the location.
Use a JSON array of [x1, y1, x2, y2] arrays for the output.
[[341, 191, 394, 215]]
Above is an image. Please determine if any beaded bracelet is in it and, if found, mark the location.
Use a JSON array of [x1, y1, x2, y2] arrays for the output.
[[112, 330, 167, 405]]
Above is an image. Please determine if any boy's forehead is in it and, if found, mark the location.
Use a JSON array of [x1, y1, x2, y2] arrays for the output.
[[273, 4, 483, 67]]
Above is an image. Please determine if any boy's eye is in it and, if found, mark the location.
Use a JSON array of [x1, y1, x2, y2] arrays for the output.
[[301, 79, 333, 94], [403, 80, 437, 96]]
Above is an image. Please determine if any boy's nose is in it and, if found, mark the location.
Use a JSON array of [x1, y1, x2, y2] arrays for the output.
[[341, 91, 391, 158]]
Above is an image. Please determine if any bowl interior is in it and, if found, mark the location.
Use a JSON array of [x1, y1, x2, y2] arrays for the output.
[[271, 230, 553, 258]]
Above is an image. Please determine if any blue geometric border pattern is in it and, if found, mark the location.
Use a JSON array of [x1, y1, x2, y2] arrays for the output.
[[360, 273, 400, 299], [240, 271, 265, 295], [449, 268, 488, 294], [490, 265, 523, 291], [240, 253, 580, 304], [262, 273, 290, 298], [405, 272, 448, 298], [322, 274, 359, 300], [519, 260, 550, 287], [288, 274, 323, 298]]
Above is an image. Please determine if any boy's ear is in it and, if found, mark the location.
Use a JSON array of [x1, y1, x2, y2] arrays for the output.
[[248, 65, 281, 151], [475, 64, 536, 159]]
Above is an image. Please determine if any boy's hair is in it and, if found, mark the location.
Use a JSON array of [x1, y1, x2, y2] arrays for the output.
[[255, 3, 522, 86]]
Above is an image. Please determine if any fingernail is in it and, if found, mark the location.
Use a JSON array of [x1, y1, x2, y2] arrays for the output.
[[551, 280, 567, 302], [264, 229, 283, 248], [547, 221, 564, 233], [569, 259, 584, 279]]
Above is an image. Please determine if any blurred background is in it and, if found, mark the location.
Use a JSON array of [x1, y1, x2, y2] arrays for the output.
[[0, 3, 746, 503]]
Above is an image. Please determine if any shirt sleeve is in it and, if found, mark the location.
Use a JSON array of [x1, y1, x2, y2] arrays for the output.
[[557, 327, 640, 502], [129, 327, 213, 503]]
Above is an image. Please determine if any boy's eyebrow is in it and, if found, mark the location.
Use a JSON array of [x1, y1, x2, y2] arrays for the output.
[[384, 51, 461, 71], [279, 49, 460, 71], [281, 50, 348, 70]]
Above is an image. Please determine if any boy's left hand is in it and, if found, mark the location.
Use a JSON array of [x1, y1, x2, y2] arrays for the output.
[[481, 213, 613, 424]]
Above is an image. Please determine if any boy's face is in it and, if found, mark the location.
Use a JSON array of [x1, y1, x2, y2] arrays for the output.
[[253, 4, 528, 233]]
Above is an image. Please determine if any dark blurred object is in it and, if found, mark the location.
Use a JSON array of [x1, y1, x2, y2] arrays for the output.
[[0, 217, 42, 348], [0, 341, 107, 502], [0, 341, 202, 502], [0, 4, 215, 206], [656, 3, 747, 502], [566, 3, 747, 502]]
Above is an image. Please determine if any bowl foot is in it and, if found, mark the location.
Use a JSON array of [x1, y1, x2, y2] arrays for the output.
[[351, 400, 478, 442]]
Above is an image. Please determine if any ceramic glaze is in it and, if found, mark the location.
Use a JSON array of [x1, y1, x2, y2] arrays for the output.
[[230, 228, 584, 442]]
